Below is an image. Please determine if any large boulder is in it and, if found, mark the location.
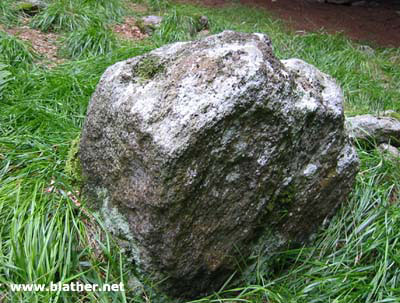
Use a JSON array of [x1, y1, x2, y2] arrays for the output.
[[80, 31, 359, 299]]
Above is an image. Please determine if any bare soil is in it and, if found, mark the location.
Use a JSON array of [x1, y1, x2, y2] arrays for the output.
[[184, 0, 400, 47], [0, 18, 64, 67], [112, 17, 148, 41], [0, 14, 148, 67]]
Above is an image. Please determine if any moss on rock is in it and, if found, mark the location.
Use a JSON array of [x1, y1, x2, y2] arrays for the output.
[[135, 55, 165, 81], [65, 135, 83, 185]]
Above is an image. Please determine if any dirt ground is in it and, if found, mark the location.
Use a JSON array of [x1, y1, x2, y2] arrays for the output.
[[0, 15, 146, 67], [185, 0, 400, 47]]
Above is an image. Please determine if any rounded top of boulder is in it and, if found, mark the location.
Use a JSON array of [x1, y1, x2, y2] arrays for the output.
[[87, 31, 341, 161]]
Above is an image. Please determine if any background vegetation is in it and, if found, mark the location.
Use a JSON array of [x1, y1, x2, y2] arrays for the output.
[[0, 0, 399, 302]]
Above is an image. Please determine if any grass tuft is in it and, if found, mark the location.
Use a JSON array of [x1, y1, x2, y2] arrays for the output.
[[146, 0, 170, 11], [153, 9, 207, 44], [0, 31, 38, 67], [83, 0, 125, 22], [0, 0, 19, 25], [59, 21, 118, 58], [30, 0, 126, 33], [30, 0, 95, 32]]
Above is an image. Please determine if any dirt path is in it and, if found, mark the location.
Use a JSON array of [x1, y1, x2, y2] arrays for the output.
[[184, 0, 400, 47]]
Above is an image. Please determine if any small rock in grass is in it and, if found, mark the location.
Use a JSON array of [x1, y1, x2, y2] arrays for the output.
[[199, 15, 209, 29], [137, 15, 163, 35], [346, 114, 400, 146], [141, 15, 163, 26], [378, 143, 400, 159], [16, 0, 47, 15], [358, 45, 375, 56]]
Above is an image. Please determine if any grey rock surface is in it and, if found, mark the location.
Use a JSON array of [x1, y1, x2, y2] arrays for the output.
[[138, 15, 163, 35], [141, 15, 163, 26], [80, 31, 359, 299], [17, 0, 47, 14], [378, 143, 400, 158], [26, 0, 47, 7], [346, 114, 400, 146]]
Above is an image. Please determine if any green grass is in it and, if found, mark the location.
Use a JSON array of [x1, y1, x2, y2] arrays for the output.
[[30, 0, 95, 32], [59, 20, 118, 58], [30, 0, 125, 33], [146, 0, 171, 11], [83, 0, 125, 22], [0, 31, 38, 67], [1, 0, 400, 302], [0, 0, 19, 26], [153, 9, 208, 44], [0, 44, 154, 302]]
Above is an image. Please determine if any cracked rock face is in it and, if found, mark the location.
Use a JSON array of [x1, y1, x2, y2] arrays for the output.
[[80, 31, 359, 299]]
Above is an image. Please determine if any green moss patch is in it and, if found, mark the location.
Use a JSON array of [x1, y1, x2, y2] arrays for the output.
[[65, 135, 83, 185], [135, 55, 165, 80]]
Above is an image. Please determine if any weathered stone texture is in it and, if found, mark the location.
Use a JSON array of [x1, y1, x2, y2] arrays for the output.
[[80, 31, 359, 298], [346, 114, 400, 146]]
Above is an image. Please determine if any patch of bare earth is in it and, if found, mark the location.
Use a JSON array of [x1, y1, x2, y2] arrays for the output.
[[0, 18, 65, 67], [177, 0, 400, 48], [113, 17, 148, 40]]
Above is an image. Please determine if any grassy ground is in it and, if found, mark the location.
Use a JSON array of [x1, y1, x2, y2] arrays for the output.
[[1, 0, 400, 302]]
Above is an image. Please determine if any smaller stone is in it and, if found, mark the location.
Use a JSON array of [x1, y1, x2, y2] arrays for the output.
[[358, 45, 375, 56], [378, 143, 400, 159], [346, 114, 400, 146], [199, 15, 209, 29], [142, 15, 163, 26], [16, 0, 47, 15], [137, 15, 163, 35]]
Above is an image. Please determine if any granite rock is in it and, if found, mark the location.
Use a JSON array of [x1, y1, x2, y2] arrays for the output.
[[80, 30, 359, 299]]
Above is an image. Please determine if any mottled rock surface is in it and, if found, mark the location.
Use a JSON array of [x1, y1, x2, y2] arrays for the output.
[[346, 114, 400, 146], [137, 15, 163, 35], [378, 143, 400, 159], [80, 31, 359, 299]]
